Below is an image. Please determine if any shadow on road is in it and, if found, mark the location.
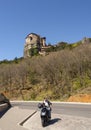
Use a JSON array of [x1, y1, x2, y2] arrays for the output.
[[0, 106, 11, 118], [47, 118, 61, 126]]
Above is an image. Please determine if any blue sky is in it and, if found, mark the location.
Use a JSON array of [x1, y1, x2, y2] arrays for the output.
[[0, 0, 91, 61]]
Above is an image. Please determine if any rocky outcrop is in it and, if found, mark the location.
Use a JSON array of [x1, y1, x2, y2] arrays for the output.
[[0, 93, 11, 112], [0, 103, 8, 112], [0, 93, 10, 105]]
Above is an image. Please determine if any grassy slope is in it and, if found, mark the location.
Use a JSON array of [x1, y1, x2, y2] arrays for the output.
[[0, 39, 91, 102]]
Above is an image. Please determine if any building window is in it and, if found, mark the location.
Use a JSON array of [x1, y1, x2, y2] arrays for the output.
[[30, 37, 33, 40]]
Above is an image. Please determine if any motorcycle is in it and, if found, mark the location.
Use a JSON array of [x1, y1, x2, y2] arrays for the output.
[[38, 103, 51, 127]]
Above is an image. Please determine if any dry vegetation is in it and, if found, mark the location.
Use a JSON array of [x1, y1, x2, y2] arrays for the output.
[[0, 43, 91, 102]]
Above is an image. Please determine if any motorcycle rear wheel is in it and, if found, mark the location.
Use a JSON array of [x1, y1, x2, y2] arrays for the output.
[[41, 118, 46, 127]]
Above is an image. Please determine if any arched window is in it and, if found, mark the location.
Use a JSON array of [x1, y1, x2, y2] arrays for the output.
[[30, 36, 33, 40]]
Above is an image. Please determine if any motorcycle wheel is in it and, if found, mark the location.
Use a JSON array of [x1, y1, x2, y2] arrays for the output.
[[41, 118, 46, 127]]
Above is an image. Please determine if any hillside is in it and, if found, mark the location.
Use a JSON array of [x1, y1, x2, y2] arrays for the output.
[[0, 38, 91, 102]]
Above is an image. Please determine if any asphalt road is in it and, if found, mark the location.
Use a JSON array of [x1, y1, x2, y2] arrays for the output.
[[11, 101, 91, 118], [0, 101, 91, 130]]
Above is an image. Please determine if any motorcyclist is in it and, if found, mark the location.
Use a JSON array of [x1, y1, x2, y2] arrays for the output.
[[43, 97, 52, 118]]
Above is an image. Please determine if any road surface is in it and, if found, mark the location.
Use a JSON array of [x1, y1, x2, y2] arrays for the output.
[[0, 101, 91, 130], [11, 101, 91, 118]]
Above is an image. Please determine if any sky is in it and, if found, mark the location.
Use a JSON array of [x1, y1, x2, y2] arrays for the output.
[[0, 0, 91, 61]]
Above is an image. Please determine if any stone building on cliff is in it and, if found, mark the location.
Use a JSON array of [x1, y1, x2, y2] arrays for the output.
[[24, 33, 46, 58]]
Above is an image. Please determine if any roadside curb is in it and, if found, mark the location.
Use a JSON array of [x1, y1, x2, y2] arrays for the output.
[[11, 101, 91, 105], [20, 110, 37, 126]]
